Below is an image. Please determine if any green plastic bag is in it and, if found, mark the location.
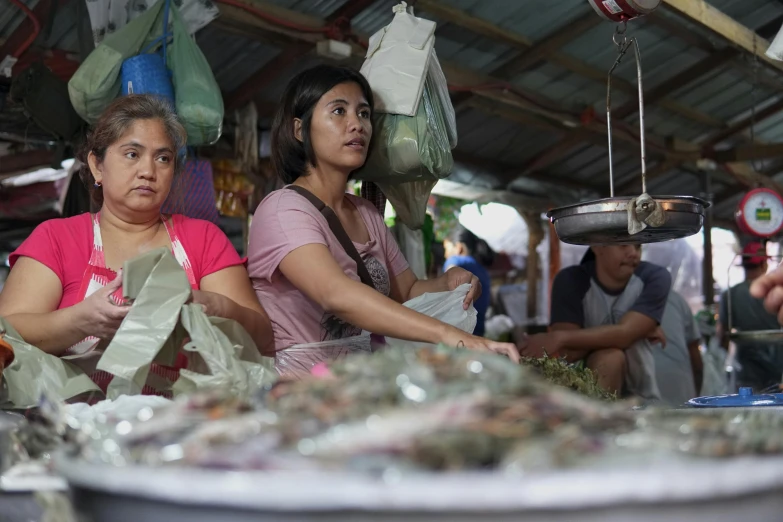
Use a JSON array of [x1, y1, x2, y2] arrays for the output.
[[0, 249, 274, 408], [98, 248, 274, 399], [169, 7, 224, 146], [0, 318, 102, 409], [68, 1, 169, 124], [355, 75, 454, 184], [68, 4, 223, 146]]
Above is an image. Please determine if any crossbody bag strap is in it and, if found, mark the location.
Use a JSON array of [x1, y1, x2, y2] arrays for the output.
[[287, 186, 377, 290]]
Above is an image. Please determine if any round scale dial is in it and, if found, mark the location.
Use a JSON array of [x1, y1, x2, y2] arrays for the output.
[[736, 188, 783, 238]]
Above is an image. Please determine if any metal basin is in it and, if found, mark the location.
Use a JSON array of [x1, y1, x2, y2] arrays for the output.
[[55, 455, 783, 522], [547, 196, 708, 246]]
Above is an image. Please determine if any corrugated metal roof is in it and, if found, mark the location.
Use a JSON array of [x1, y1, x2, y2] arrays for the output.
[[196, 25, 283, 93], [2, 0, 783, 228]]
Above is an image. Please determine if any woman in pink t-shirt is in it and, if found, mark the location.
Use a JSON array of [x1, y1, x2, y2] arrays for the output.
[[0, 95, 274, 392], [248, 65, 519, 371]]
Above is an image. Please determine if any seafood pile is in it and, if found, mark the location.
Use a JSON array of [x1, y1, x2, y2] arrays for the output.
[[52, 346, 783, 474]]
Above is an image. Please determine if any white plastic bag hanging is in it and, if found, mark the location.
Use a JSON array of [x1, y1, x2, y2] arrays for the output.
[[356, 2, 457, 184], [360, 1, 436, 117]]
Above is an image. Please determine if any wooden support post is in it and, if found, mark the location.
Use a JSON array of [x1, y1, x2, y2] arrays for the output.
[[521, 211, 545, 323], [548, 217, 560, 318], [702, 171, 715, 307]]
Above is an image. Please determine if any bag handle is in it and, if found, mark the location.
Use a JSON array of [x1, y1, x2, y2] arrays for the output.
[[287, 186, 377, 291]]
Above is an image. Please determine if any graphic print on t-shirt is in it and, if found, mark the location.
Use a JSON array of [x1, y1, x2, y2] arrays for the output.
[[320, 255, 391, 341]]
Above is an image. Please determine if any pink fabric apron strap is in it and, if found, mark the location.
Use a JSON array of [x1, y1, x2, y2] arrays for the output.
[[66, 213, 197, 396]]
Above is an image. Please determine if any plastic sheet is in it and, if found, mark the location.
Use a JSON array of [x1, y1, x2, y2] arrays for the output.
[[377, 178, 436, 230]]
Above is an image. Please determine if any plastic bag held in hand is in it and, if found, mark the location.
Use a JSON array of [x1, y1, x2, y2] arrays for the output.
[[399, 283, 478, 335]]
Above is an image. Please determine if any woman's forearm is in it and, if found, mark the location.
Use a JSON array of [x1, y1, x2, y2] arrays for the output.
[[4, 307, 88, 356], [407, 276, 448, 301], [324, 278, 457, 345], [223, 301, 276, 356]]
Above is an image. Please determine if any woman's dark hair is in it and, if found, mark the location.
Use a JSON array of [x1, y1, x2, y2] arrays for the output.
[[447, 225, 496, 267], [76, 94, 187, 211], [271, 65, 374, 184]]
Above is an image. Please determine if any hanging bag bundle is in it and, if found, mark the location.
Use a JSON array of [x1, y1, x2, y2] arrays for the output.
[[355, 2, 458, 228], [69, 1, 223, 146], [119, 0, 175, 106]]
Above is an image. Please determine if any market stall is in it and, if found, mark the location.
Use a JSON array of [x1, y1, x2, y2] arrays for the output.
[[4, 0, 783, 520]]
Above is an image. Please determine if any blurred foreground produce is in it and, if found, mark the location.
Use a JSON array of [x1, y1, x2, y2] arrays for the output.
[[521, 356, 616, 401], [33, 346, 782, 476]]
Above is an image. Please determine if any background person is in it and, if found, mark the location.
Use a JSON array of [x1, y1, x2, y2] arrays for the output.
[[723, 242, 783, 392], [521, 245, 669, 400], [443, 225, 494, 336], [655, 290, 703, 406]]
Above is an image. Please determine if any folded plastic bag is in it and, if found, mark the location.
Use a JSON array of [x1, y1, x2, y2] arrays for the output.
[[99, 248, 274, 399], [0, 319, 102, 409], [173, 306, 276, 397]]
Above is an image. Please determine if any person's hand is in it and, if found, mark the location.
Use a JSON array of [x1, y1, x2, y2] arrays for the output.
[[750, 267, 783, 325], [647, 325, 667, 348], [74, 272, 130, 339], [191, 290, 232, 318], [442, 327, 520, 363], [443, 267, 481, 310], [517, 331, 564, 359]]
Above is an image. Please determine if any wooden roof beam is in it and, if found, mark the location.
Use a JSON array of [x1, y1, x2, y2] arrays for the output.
[[214, 1, 700, 174], [703, 97, 783, 146], [710, 143, 783, 163], [661, 0, 783, 74], [497, 13, 601, 80], [416, 0, 723, 127], [225, 43, 311, 111]]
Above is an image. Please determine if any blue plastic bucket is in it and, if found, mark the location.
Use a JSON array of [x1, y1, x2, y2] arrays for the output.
[[120, 53, 175, 106]]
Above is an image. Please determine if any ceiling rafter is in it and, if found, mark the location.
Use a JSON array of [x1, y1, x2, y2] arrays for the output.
[[221, 0, 377, 113], [661, 0, 783, 74], [418, 0, 724, 128], [214, 0, 773, 196]]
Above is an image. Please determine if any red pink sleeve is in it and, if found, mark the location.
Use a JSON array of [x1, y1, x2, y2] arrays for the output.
[[9, 220, 66, 285], [195, 220, 243, 279]]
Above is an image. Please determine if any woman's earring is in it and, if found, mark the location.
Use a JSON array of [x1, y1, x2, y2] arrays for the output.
[[94, 181, 102, 187]]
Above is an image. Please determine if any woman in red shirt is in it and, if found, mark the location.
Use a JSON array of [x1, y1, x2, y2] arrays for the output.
[[0, 95, 273, 392]]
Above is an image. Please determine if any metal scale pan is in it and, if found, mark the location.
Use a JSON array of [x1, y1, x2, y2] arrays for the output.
[[548, 20, 708, 246]]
